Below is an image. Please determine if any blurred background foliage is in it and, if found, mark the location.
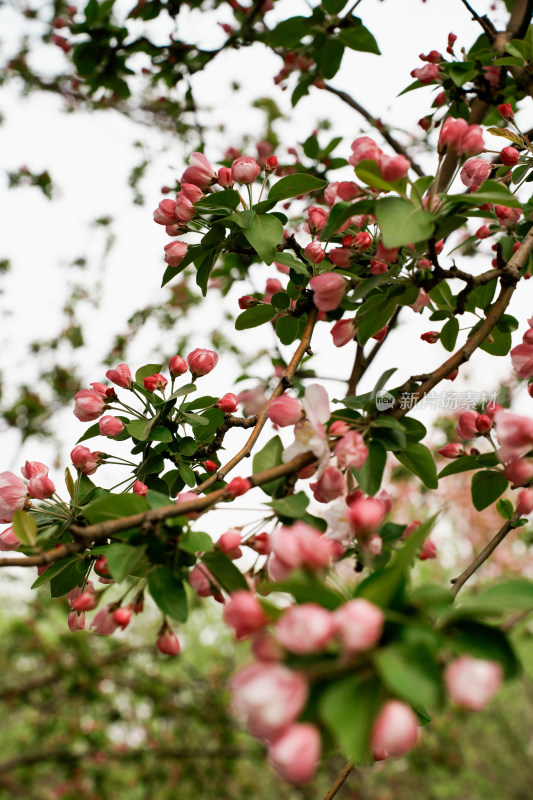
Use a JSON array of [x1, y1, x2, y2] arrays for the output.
[[1, 588, 532, 799]]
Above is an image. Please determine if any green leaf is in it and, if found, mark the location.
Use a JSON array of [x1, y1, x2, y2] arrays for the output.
[[268, 173, 327, 203], [194, 189, 240, 211], [448, 179, 521, 208], [12, 510, 37, 546], [438, 455, 479, 478], [106, 543, 147, 582], [31, 557, 80, 589], [178, 461, 196, 488], [376, 197, 435, 247], [148, 567, 188, 622], [180, 530, 214, 555], [168, 383, 197, 401], [50, 558, 90, 598], [319, 676, 382, 765], [374, 643, 444, 710], [235, 304, 277, 330], [201, 549, 249, 593], [84, 493, 149, 524], [395, 443, 438, 489], [126, 418, 155, 441], [471, 470, 508, 511], [496, 497, 514, 520], [195, 250, 217, 296], [253, 436, 283, 496], [275, 315, 301, 345], [440, 316, 459, 352], [320, 199, 375, 240], [272, 251, 310, 276], [76, 421, 102, 443], [135, 363, 163, 383], [472, 578, 533, 610], [355, 159, 405, 193], [268, 491, 309, 520], [147, 425, 173, 443], [266, 16, 309, 48], [315, 37, 345, 79], [322, 0, 346, 13], [241, 213, 285, 264], [352, 440, 386, 495], [338, 15, 380, 54], [161, 245, 203, 287], [263, 570, 343, 609]]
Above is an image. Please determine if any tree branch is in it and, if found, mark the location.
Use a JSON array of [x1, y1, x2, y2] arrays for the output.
[[451, 517, 516, 598], [323, 760, 355, 800]]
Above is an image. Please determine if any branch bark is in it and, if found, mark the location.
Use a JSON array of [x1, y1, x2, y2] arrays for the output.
[[450, 518, 516, 598]]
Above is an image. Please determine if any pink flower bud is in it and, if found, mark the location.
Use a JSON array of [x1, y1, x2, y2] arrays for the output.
[[331, 318, 357, 347], [156, 629, 181, 655], [495, 205, 521, 227], [28, 473, 55, 500], [73, 389, 107, 422], [409, 288, 430, 313], [132, 480, 148, 496], [164, 240, 188, 267], [275, 603, 337, 654], [0, 526, 20, 551], [169, 355, 187, 376], [143, 373, 168, 392], [105, 363, 132, 390], [70, 445, 100, 475], [231, 662, 308, 740], [348, 496, 385, 535], [180, 183, 204, 202], [98, 415, 124, 437], [503, 458, 533, 486], [304, 242, 326, 263], [419, 539, 437, 560], [217, 167, 234, 187], [249, 531, 271, 555], [371, 701, 419, 757], [0, 472, 28, 523], [456, 125, 485, 157], [223, 590, 269, 639], [72, 590, 97, 611], [181, 152, 216, 190], [500, 146, 519, 166], [21, 461, 49, 479], [438, 117, 468, 153], [329, 420, 351, 437], [354, 231, 372, 250], [337, 181, 360, 200], [153, 198, 177, 225], [68, 611, 86, 632], [476, 225, 490, 239], [204, 460, 218, 473], [231, 156, 261, 184], [456, 411, 479, 440], [438, 443, 463, 458], [329, 248, 352, 268], [334, 599, 384, 654], [217, 529, 242, 559], [517, 488, 533, 516], [310, 466, 345, 503], [187, 348, 218, 377], [372, 325, 388, 343], [495, 410, 533, 462], [349, 136, 382, 166], [94, 557, 109, 577], [218, 393, 239, 412], [460, 158, 491, 191], [497, 103, 514, 120], [189, 565, 213, 597], [265, 155, 278, 171], [334, 431, 368, 470], [267, 395, 303, 426], [309, 273, 346, 312], [444, 656, 502, 710], [378, 154, 410, 182], [410, 63, 440, 84], [475, 414, 492, 434], [421, 331, 440, 343], [269, 522, 336, 578], [226, 477, 251, 498], [269, 724, 321, 784], [113, 607, 132, 629], [175, 194, 196, 222], [306, 206, 327, 235]]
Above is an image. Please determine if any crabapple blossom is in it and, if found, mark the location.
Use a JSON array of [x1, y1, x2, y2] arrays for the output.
[[217, 529, 242, 559], [309, 273, 347, 312], [169, 355, 187, 376], [330, 318, 357, 347], [73, 389, 107, 422], [181, 152, 217, 189], [156, 630, 181, 656], [460, 158, 491, 190], [21, 461, 48, 479], [28, 473, 55, 500], [132, 480, 148, 496], [275, 604, 337, 654], [268, 724, 321, 784], [0, 526, 20, 551], [310, 466, 345, 503], [517, 488, 533, 516], [267, 395, 303, 427], [500, 146, 519, 166], [164, 240, 188, 267], [230, 662, 308, 740], [444, 656, 502, 710], [223, 590, 269, 639], [70, 446, 100, 475], [91, 607, 119, 635], [282, 384, 331, 476], [334, 432, 368, 470], [268, 522, 337, 580], [99, 415, 124, 437], [334, 599, 384, 654], [231, 156, 261, 184], [0, 472, 28, 523], [105, 363, 132, 389], [187, 348, 218, 377], [217, 393, 239, 413], [371, 701, 419, 757]]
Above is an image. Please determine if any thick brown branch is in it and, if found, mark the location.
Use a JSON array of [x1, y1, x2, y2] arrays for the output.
[[323, 85, 425, 178], [451, 518, 516, 598]]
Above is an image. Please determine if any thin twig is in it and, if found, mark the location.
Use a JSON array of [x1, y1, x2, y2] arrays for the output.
[[323, 760, 355, 800], [451, 518, 515, 598]]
